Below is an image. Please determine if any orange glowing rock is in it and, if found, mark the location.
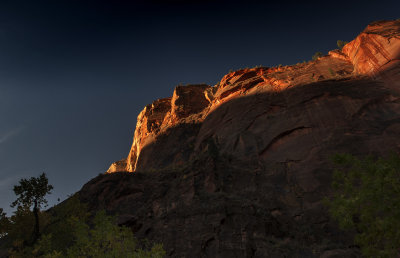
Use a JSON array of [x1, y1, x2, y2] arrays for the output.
[[107, 19, 400, 174], [342, 20, 400, 75]]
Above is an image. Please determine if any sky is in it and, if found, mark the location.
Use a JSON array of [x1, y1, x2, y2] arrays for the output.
[[0, 0, 399, 215]]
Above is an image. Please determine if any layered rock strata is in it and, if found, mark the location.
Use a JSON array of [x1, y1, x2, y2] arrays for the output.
[[108, 20, 400, 173], [84, 20, 400, 257]]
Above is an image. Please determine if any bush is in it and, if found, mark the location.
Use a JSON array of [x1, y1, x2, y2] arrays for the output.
[[312, 52, 323, 61], [325, 153, 400, 257], [337, 40, 349, 50], [65, 210, 165, 258], [1, 175, 166, 257]]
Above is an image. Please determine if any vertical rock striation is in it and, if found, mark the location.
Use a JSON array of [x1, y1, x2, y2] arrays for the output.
[[90, 20, 400, 257], [109, 19, 400, 173]]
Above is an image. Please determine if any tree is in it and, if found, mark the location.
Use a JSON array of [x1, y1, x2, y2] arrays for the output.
[[3, 206, 42, 256], [0, 208, 10, 238], [2, 175, 166, 257], [41, 209, 166, 258], [11, 172, 53, 244], [326, 153, 400, 257], [312, 51, 323, 61], [42, 194, 90, 253]]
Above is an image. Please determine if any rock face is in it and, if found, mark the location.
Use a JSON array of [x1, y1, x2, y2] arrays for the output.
[[82, 20, 400, 257], [107, 84, 211, 173], [342, 20, 400, 75]]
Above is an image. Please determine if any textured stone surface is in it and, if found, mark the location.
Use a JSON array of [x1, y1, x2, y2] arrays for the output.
[[108, 20, 400, 174], [106, 158, 127, 173], [126, 97, 172, 172], [91, 20, 400, 257], [108, 57, 354, 173], [83, 77, 400, 257], [342, 20, 400, 75]]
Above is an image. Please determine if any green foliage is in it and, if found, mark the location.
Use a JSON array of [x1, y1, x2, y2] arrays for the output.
[[65, 210, 165, 258], [312, 52, 323, 61], [5, 206, 44, 257], [11, 172, 53, 244], [337, 40, 349, 50], [0, 208, 10, 238], [326, 153, 400, 257], [1, 178, 166, 257], [6, 206, 35, 244], [40, 194, 90, 253]]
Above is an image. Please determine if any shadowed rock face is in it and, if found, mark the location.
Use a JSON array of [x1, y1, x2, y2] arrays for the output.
[[107, 20, 400, 174], [107, 56, 355, 173], [81, 78, 400, 257], [83, 20, 400, 257]]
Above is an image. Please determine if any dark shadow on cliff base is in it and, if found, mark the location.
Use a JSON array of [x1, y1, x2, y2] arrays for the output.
[[83, 76, 400, 257]]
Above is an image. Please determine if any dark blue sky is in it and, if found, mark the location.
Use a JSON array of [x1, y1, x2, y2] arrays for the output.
[[0, 0, 399, 214]]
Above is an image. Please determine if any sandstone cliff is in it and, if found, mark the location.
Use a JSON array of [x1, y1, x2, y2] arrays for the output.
[[108, 20, 400, 174], [80, 20, 400, 257]]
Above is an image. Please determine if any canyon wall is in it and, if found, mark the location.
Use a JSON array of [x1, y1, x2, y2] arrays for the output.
[[81, 20, 400, 257], [108, 20, 400, 174]]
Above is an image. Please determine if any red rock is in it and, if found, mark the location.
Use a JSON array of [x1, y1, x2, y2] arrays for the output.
[[126, 97, 172, 172], [342, 20, 400, 75], [108, 20, 400, 175], [108, 59, 355, 173], [328, 49, 350, 62], [86, 19, 400, 257], [106, 159, 127, 173]]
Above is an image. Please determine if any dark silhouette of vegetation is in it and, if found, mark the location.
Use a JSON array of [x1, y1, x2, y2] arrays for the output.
[[0, 208, 9, 239], [10, 172, 53, 244], [337, 40, 349, 50], [325, 153, 400, 257], [312, 52, 323, 60], [0, 174, 165, 257]]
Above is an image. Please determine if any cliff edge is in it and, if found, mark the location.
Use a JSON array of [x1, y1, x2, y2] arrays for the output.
[[80, 20, 400, 257]]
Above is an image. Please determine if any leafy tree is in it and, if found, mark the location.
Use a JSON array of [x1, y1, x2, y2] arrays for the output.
[[18, 196, 165, 257], [337, 40, 349, 50], [36, 194, 90, 254], [64, 210, 165, 258], [326, 153, 400, 257], [11, 172, 53, 244], [312, 52, 323, 60], [5, 206, 40, 256], [2, 174, 166, 257]]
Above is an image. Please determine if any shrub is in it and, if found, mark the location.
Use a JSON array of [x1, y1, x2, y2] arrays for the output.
[[65, 210, 165, 258], [337, 40, 349, 50], [1, 175, 166, 257], [312, 52, 323, 61], [325, 153, 400, 257]]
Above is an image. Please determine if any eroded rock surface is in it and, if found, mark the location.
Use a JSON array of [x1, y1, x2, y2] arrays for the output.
[[341, 19, 400, 91], [83, 77, 400, 257], [88, 20, 400, 257], [342, 20, 400, 75], [108, 56, 355, 173]]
